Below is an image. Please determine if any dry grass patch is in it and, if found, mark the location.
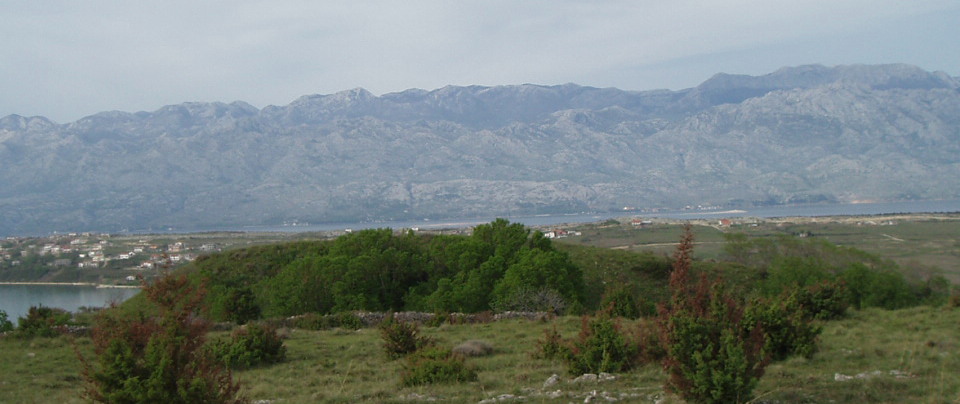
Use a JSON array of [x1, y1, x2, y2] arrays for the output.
[[452, 340, 494, 357]]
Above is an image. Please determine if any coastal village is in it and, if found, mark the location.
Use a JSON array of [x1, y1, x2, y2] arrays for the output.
[[0, 233, 224, 285]]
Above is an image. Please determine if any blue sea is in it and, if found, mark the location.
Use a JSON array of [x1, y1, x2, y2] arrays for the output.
[[0, 284, 139, 324]]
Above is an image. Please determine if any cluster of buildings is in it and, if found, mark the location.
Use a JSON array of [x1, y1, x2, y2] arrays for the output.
[[0, 234, 216, 272], [542, 228, 582, 239]]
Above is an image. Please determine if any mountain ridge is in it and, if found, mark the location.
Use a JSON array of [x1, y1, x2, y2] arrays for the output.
[[1, 64, 958, 235]]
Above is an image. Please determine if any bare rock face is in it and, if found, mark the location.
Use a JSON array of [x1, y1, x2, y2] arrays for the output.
[[1, 64, 958, 235]]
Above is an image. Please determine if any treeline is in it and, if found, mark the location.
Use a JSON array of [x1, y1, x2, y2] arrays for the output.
[[194, 219, 585, 323], [184, 220, 952, 324], [723, 233, 951, 309]]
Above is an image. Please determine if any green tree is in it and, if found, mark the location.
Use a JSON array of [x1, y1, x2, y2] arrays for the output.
[[721, 233, 753, 266], [427, 254, 508, 312], [761, 256, 831, 296], [193, 219, 584, 317], [0, 309, 14, 333], [492, 248, 583, 311], [209, 286, 261, 324], [864, 270, 917, 309], [258, 255, 336, 317], [838, 264, 917, 310]]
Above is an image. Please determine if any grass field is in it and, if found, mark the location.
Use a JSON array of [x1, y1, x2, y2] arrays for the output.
[[2, 215, 957, 403], [556, 214, 960, 282], [2, 306, 957, 403], [557, 221, 729, 258]]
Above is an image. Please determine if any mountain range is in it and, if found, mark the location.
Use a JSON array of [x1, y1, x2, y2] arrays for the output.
[[1, 63, 958, 236]]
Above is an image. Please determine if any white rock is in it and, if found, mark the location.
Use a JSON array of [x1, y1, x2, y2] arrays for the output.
[[573, 373, 598, 383], [543, 373, 560, 388]]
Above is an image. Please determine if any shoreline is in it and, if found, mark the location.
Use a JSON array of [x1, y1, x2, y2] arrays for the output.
[[0, 282, 141, 289]]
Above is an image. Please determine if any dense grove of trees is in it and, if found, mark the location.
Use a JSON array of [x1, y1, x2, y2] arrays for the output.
[[195, 219, 584, 322], [181, 220, 951, 325]]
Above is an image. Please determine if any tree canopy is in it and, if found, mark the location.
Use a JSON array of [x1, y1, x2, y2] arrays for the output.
[[194, 219, 586, 322]]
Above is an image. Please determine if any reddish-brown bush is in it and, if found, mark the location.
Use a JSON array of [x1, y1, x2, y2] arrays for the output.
[[657, 224, 768, 404], [79, 274, 245, 403]]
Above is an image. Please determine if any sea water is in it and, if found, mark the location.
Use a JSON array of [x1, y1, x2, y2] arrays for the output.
[[0, 284, 139, 322]]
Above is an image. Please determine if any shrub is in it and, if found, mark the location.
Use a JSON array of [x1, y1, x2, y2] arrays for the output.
[[565, 311, 640, 375], [863, 270, 918, 309], [533, 326, 570, 360], [331, 311, 365, 330], [79, 274, 244, 404], [761, 256, 831, 296], [949, 292, 960, 308], [839, 264, 917, 310], [565, 299, 587, 316], [794, 280, 849, 320], [425, 311, 450, 327], [660, 281, 767, 404], [599, 287, 641, 319], [452, 340, 494, 357], [532, 312, 656, 375], [293, 312, 365, 330], [16, 306, 72, 338], [212, 323, 287, 369], [744, 291, 822, 361], [292, 313, 326, 330], [918, 275, 951, 306], [219, 287, 261, 325], [472, 311, 495, 324], [658, 225, 767, 404], [399, 347, 477, 386], [379, 314, 433, 360], [630, 319, 666, 364], [490, 287, 567, 314], [0, 309, 16, 333]]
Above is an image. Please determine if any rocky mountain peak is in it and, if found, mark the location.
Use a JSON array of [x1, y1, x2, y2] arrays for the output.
[[0, 64, 957, 236], [0, 114, 56, 131]]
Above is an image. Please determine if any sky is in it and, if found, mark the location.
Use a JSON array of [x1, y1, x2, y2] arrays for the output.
[[3, 0, 959, 123]]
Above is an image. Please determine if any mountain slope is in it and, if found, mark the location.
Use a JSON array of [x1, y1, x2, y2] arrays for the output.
[[1, 64, 958, 235]]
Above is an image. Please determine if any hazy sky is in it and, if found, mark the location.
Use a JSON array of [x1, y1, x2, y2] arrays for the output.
[[3, 0, 958, 122]]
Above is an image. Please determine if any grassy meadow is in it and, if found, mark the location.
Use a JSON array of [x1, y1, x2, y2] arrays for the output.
[[2, 306, 958, 403], [558, 214, 960, 281], [2, 214, 958, 403]]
